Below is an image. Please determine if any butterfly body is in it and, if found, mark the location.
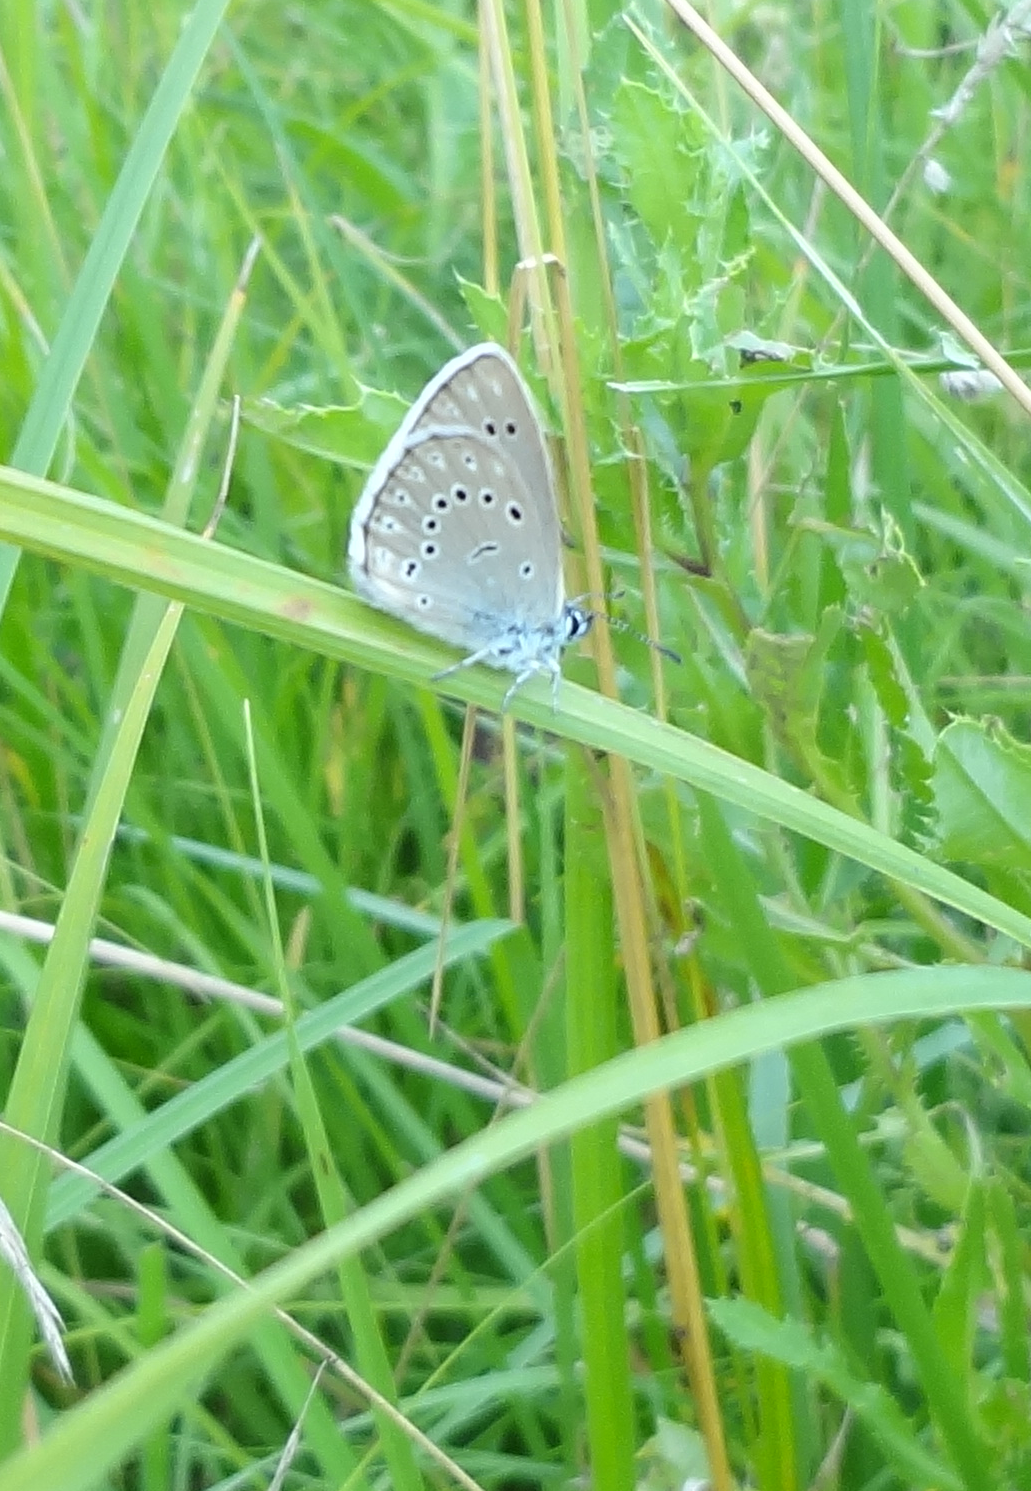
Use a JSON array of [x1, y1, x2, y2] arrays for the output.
[[348, 343, 591, 706]]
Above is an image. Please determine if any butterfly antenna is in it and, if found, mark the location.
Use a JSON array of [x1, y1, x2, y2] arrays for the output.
[[604, 611, 681, 665], [571, 589, 682, 666]]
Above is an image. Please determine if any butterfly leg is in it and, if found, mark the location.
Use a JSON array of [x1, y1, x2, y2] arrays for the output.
[[433, 656, 532, 713], [433, 652, 560, 713], [500, 661, 561, 713], [431, 646, 496, 688], [500, 672, 534, 712]]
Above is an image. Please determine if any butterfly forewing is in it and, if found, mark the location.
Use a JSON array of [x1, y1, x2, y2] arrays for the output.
[[407, 346, 557, 531], [350, 419, 567, 653], [349, 344, 568, 659]]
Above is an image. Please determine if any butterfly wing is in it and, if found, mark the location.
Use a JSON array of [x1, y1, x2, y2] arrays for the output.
[[408, 344, 556, 513], [349, 344, 567, 655], [349, 424, 563, 653]]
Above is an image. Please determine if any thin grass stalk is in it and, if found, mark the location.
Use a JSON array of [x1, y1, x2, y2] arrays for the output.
[[480, 0, 551, 354], [245, 706, 422, 1491], [541, 197, 740, 1487], [0, 241, 250, 1451], [430, 705, 478, 1030], [559, 0, 669, 714], [502, 714, 526, 924], [417, 696, 523, 1031], [497, 14, 673, 1483], [478, 5, 499, 298], [566, 765, 635, 1491]]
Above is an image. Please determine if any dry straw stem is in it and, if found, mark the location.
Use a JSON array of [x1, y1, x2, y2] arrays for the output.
[[0, 1194, 70, 1385], [7, 906, 953, 1271], [660, 0, 1031, 418], [490, 4, 736, 1486]]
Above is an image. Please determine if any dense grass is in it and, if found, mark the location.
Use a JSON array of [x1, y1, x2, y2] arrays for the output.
[[2, 2, 1031, 1489]]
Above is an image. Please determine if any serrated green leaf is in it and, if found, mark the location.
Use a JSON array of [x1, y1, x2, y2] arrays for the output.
[[933, 719, 1031, 869], [745, 619, 861, 808], [242, 393, 404, 469], [801, 513, 924, 615], [934, 1182, 987, 1377], [860, 622, 909, 728], [893, 728, 936, 844], [611, 79, 706, 258]]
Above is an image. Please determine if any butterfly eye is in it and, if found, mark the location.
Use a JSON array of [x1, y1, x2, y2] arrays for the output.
[[519, 561, 535, 579], [479, 489, 496, 508], [451, 485, 469, 504], [401, 559, 421, 581], [422, 516, 440, 535], [421, 541, 440, 559], [432, 493, 450, 512], [504, 420, 518, 436], [505, 502, 524, 525], [482, 418, 498, 436]]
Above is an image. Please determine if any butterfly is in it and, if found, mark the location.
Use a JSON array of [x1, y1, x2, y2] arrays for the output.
[[348, 342, 592, 707]]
